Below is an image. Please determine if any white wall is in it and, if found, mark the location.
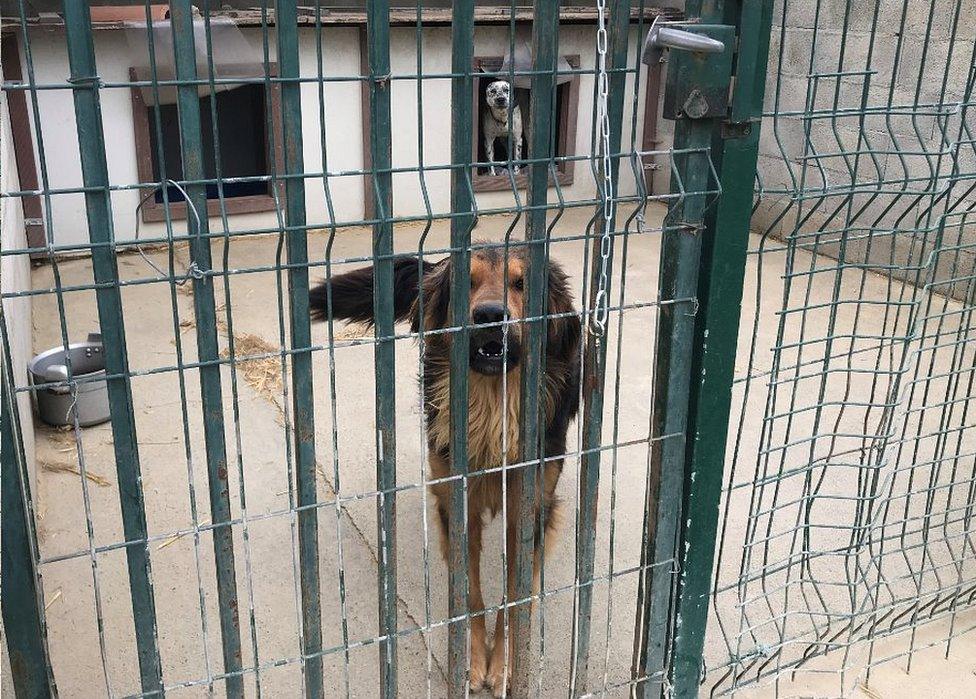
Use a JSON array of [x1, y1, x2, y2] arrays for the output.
[[22, 25, 364, 248], [383, 24, 655, 219], [23, 22, 659, 248], [1, 64, 36, 473]]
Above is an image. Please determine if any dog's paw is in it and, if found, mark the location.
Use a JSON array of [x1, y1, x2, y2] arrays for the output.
[[470, 665, 487, 691], [485, 654, 510, 697], [512, 166, 521, 175], [469, 638, 489, 690]]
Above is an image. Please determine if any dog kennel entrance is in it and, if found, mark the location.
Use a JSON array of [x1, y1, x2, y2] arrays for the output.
[[470, 55, 580, 190], [2, 1, 767, 697]]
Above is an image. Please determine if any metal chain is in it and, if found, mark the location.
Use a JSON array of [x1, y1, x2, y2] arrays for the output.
[[590, 0, 614, 336]]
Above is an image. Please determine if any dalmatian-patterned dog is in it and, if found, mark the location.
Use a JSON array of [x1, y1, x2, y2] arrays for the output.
[[482, 79, 524, 176]]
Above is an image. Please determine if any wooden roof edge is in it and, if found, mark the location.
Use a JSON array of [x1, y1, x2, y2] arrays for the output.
[[3, 6, 684, 32]]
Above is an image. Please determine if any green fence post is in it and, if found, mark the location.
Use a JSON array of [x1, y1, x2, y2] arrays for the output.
[[447, 0, 475, 695], [630, 8, 737, 696], [275, 2, 324, 695], [61, 2, 164, 693], [512, 0, 559, 694], [1, 322, 56, 697], [365, 0, 399, 695], [570, 0, 631, 694], [167, 1, 244, 693], [670, 1, 776, 696]]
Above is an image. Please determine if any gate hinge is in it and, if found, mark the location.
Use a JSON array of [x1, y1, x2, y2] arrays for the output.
[[721, 120, 755, 139]]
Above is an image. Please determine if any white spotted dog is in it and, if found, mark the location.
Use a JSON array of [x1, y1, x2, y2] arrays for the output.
[[482, 79, 524, 176]]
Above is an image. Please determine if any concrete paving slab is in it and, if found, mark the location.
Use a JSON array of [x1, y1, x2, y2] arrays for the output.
[[16, 202, 976, 697]]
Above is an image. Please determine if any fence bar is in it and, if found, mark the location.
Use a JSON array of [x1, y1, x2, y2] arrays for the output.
[[631, 10, 735, 695], [1, 322, 56, 697], [512, 0, 560, 693], [365, 0, 399, 694], [61, 3, 164, 692], [447, 0, 475, 695], [670, 2, 776, 694], [569, 0, 631, 693], [275, 1, 324, 695], [168, 1, 244, 693]]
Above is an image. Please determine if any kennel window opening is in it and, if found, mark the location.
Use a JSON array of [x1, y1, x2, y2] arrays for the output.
[[470, 54, 580, 192], [129, 63, 284, 223]]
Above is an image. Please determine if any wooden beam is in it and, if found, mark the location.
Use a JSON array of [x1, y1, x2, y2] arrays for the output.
[[2, 6, 682, 31]]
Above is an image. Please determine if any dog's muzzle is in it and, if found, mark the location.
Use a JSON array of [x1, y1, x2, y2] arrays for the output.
[[489, 96, 510, 110], [470, 302, 520, 375]]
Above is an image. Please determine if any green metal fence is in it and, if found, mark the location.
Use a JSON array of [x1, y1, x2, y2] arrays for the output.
[[4, 0, 974, 697], [705, 0, 976, 696]]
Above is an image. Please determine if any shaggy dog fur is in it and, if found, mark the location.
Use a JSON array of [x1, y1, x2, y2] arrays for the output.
[[309, 245, 581, 694]]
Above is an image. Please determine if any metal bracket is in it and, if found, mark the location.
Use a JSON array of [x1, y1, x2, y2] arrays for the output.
[[676, 221, 704, 235], [721, 120, 755, 139], [641, 21, 726, 67]]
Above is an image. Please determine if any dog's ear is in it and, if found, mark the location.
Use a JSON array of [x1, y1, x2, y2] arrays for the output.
[[545, 259, 581, 363], [411, 258, 451, 334]]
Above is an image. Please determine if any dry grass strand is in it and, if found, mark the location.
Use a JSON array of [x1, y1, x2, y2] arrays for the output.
[[40, 460, 112, 488]]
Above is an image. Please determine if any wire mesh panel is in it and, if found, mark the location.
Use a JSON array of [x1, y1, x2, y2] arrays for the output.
[[706, 0, 976, 695], [0, 1, 746, 697]]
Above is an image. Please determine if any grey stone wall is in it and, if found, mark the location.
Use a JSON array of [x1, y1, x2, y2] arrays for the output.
[[753, 0, 976, 299]]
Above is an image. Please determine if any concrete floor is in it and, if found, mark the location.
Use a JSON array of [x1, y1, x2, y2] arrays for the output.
[[10, 203, 976, 697]]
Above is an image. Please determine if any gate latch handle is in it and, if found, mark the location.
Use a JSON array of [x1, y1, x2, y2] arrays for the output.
[[642, 23, 726, 66]]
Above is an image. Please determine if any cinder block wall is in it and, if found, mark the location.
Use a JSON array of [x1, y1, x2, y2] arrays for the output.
[[751, 0, 975, 299]]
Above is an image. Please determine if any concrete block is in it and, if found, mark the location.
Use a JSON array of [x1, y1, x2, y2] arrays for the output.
[[945, 40, 974, 99], [755, 153, 797, 201], [783, 0, 820, 30], [759, 114, 808, 163], [769, 74, 811, 115], [802, 123, 890, 186], [956, 0, 976, 40], [780, 27, 816, 77], [810, 74, 872, 114], [809, 0, 887, 34], [895, 37, 952, 101], [878, 0, 973, 40], [750, 188, 794, 238], [812, 30, 849, 77]]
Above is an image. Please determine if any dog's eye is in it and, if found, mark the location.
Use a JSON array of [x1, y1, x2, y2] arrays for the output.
[[511, 277, 524, 291]]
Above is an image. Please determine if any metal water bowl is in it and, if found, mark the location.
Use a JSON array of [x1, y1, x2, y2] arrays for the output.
[[28, 333, 110, 427]]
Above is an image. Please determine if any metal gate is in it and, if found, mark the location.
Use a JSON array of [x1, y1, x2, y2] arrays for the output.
[[5, 1, 973, 698]]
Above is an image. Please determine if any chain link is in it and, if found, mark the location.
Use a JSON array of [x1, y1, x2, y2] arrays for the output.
[[590, 0, 614, 336]]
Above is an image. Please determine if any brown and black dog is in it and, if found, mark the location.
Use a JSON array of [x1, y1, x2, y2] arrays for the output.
[[309, 244, 581, 694]]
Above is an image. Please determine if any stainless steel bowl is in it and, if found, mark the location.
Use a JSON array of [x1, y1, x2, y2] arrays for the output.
[[28, 333, 110, 427]]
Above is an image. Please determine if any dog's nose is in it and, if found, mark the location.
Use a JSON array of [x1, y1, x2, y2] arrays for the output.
[[472, 302, 506, 326]]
